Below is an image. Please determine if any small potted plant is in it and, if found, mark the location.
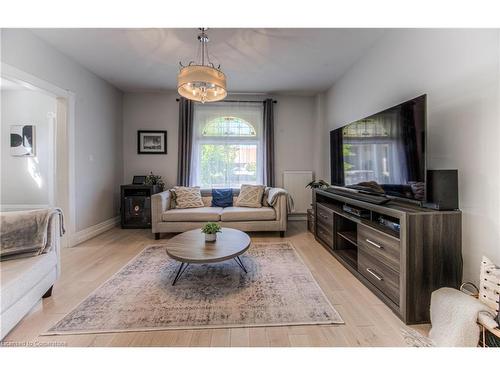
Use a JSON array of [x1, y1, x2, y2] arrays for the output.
[[305, 179, 330, 190], [306, 179, 330, 209], [201, 222, 221, 242], [145, 171, 165, 191]]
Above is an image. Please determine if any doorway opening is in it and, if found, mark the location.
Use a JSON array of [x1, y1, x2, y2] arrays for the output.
[[1, 64, 75, 247]]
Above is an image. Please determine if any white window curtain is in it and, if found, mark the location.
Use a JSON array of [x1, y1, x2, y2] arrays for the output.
[[190, 101, 264, 188]]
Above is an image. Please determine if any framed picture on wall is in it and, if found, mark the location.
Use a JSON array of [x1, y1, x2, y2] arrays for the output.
[[10, 125, 36, 156], [137, 130, 167, 154]]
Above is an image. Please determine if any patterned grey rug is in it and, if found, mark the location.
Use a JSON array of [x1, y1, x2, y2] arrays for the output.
[[46, 242, 343, 335]]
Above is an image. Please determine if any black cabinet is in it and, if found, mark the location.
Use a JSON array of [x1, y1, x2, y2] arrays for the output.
[[120, 184, 161, 229]]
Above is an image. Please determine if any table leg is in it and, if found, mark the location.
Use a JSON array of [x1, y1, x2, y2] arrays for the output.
[[234, 256, 248, 273], [172, 262, 189, 285]]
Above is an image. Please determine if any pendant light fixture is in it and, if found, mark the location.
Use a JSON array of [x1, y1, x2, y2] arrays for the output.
[[177, 28, 227, 103]]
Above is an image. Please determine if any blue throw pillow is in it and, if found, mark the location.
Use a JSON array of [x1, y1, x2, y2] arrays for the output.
[[211, 188, 233, 208]]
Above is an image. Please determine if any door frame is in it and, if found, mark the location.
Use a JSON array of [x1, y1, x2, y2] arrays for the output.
[[1, 63, 76, 247]]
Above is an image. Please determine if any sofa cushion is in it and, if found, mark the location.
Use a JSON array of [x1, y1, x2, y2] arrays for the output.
[[221, 206, 276, 222], [1, 250, 57, 313], [161, 207, 223, 222], [235, 184, 265, 208], [211, 188, 233, 208], [172, 186, 204, 209], [202, 196, 212, 207]]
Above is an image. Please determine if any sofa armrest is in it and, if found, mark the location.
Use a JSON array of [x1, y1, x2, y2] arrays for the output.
[[48, 214, 62, 278], [273, 194, 288, 231], [151, 191, 171, 233]]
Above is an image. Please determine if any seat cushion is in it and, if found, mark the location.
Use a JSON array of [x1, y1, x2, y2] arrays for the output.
[[161, 207, 223, 222], [1, 250, 57, 313], [221, 206, 276, 222]]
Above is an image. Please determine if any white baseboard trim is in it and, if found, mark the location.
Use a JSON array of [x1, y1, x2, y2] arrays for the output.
[[70, 216, 119, 247], [0, 204, 50, 212], [288, 214, 307, 221]]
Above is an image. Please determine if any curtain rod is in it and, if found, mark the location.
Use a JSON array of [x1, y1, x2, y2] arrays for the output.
[[175, 98, 277, 104]]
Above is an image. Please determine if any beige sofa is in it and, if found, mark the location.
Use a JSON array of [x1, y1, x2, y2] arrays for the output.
[[152, 188, 288, 239], [0, 214, 61, 340]]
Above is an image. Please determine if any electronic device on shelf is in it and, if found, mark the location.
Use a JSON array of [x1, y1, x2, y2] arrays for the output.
[[326, 187, 391, 205], [422, 169, 459, 210], [132, 175, 146, 185], [378, 216, 401, 233], [342, 204, 370, 218]]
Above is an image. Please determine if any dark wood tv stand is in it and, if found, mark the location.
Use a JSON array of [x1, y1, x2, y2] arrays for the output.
[[314, 188, 462, 324]]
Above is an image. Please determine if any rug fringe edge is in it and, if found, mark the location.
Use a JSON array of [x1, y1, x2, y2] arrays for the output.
[[42, 320, 345, 337]]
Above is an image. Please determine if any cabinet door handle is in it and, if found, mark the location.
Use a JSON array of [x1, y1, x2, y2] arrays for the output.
[[365, 238, 383, 249], [366, 268, 383, 281]]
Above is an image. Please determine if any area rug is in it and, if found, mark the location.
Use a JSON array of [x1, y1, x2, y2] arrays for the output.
[[45, 242, 343, 335], [401, 328, 434, 347]]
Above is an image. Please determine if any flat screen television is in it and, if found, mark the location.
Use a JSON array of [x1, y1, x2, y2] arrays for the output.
[[330, 95, 426, 201]]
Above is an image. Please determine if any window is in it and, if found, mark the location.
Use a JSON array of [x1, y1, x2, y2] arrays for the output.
[[191, 102, 264, 188]]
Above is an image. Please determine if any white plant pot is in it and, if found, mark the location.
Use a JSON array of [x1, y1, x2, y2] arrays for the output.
[[205, 233, 217, 242]]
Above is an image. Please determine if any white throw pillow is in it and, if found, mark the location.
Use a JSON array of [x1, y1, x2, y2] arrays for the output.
[[235, 184, 265, 208]]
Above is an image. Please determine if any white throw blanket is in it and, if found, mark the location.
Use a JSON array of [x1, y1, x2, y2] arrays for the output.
[[267, 187, 294, 213], [429, 287, 494, 346]]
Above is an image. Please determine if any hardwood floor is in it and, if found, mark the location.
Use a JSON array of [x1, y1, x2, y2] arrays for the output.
[[2, 221, 429, 347]]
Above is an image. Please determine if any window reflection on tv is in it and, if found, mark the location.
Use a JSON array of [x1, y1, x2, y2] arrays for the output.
[[330, 95, 426, 201]]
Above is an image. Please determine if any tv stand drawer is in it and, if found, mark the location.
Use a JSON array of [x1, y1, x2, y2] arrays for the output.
[[358, 247, 400, 305], [316, 203, 334, 227], [358, 225, 400, 272], [316, 221, 334, 248]]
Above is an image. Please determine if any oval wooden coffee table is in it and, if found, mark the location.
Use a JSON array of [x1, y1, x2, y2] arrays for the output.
[[165, 228, 251, 285]]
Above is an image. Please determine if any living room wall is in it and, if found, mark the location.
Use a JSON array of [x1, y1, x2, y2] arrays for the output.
[[122, 92, 319, 188], [122, 92, 179, 187], [323, 29, 500, 283], [1, 29, 124, 233]]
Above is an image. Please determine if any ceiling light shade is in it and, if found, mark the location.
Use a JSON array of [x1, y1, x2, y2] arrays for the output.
[[177, 65, 227, 103], [177, 28, 227, 103]]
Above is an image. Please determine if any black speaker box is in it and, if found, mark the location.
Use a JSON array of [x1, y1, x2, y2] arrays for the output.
[[423, 169, 459, 210]]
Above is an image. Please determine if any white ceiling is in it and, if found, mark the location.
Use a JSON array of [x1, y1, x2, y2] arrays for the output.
[[32, 28, 385, 94]]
